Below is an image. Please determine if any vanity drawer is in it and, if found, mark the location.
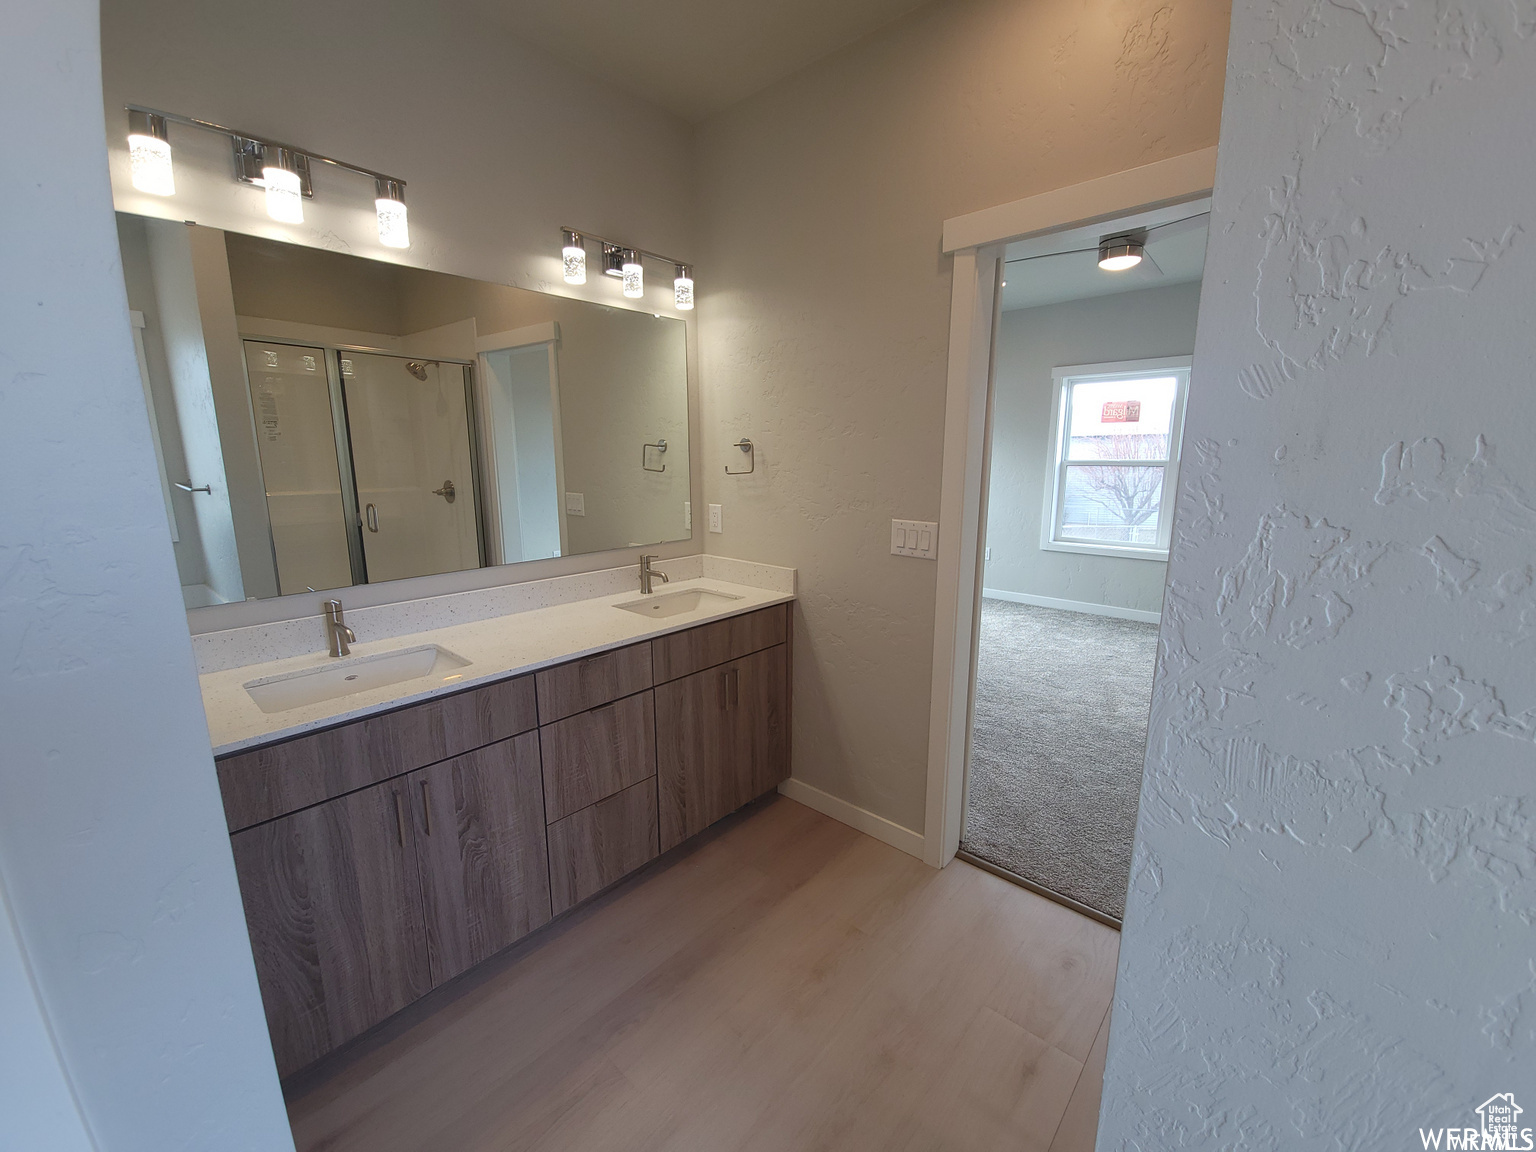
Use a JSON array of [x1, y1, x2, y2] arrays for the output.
[[217, 674, 537, 833], [546, 777, 659, 915], [535, 641, 653, 724], [540, 690, 656, 824], [650, 603, 788, 683]]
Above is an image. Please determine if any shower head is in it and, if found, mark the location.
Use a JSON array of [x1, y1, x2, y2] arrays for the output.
[[405, 361, 429, 381]]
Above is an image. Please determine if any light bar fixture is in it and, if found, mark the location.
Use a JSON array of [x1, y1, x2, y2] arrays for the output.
[[622, 249, 644, 298], [1098, 235, 1144, 272], [375, 178, 409, 248], [127, 110, 175, 196], [123, 105, 409, 248], [567, 228, 694, 311], [562, 229, 586, 284]]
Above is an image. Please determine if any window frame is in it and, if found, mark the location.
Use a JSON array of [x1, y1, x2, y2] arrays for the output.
[[1041, 356, 1191, 561]]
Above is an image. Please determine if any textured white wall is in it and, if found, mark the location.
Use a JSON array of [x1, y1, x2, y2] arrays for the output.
[[1101, 0, 1536, 1145], [0, 1, 295, 1147], [696, 0, 1229, 832], [986, 283, 1201, 615]]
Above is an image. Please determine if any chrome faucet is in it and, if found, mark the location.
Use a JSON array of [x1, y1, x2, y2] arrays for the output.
[[323, 599, 356, 657], [639, 554, 670, 595]]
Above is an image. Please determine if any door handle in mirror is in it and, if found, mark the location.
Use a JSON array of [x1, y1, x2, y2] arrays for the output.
[[432, 480, 456, 504], [365, 503, 379, 532]]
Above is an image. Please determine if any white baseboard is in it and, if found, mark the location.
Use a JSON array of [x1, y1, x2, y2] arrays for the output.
[[981, 588, 1160, 624], [777, 778, 926, 860]]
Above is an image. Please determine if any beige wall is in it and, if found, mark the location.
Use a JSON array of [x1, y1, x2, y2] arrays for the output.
[[694, 0, 1229, 832]]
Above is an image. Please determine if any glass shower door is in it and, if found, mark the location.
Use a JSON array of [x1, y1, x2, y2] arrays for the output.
[[342, 351, 482, 583], [243, 341, 356, 595]]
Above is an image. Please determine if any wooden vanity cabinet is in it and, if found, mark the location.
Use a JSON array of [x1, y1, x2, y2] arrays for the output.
[[219, 602, 791, 1078], [230, 776, 433, 1077], [655, 643, 790, 851]]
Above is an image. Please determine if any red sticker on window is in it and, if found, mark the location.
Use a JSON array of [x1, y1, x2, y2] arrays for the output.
[[1101, 400, 1141, 423]]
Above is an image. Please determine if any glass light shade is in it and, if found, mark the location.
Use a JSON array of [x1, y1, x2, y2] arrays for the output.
[[673, 266, 694, 310], [1097, 240, 1143, 272], [128, 133, 175, 196], [376, 197, 409, 248], [622, 251, 643, 298], [563, 244, 587, 284], [263, 164, 304, 224]]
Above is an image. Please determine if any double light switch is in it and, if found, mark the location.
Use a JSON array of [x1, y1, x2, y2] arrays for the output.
[[891, 519, 938, 559]]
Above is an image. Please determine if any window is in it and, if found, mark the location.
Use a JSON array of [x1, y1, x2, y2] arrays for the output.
[[1043, 358, 1190, 560]]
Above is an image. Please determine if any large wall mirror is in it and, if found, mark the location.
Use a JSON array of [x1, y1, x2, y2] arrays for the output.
[[115, 213, 691, 608]]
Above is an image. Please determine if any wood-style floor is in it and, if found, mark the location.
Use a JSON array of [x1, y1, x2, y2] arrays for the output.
[[285, 794, 1119, 1152]]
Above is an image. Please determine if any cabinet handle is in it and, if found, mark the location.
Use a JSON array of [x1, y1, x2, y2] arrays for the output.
[[720, 670, 730, 711], [729, 667, 739, 708], [420, 780, 431, 835], [393, 791, 405, 847]]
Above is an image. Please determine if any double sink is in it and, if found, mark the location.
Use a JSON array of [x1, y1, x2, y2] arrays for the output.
[[243, 587, 743, 715]]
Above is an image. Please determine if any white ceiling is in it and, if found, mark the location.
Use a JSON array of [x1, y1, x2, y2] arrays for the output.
[[461, 0, 931, 122], [1001, 210, 1210, 312]]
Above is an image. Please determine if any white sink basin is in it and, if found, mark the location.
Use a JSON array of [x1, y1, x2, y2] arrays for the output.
[[614, 587, 744, 619], [244, 645, 472, 714]]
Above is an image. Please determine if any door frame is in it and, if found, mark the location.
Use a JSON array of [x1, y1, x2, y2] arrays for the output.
[[922, 148, 1219, 869]]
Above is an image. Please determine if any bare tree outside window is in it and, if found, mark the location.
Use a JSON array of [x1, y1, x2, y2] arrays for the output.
[[1072, 434, 1165, 529]]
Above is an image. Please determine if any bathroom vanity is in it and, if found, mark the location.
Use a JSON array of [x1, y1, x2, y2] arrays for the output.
[[202, 569, 792, 1077]]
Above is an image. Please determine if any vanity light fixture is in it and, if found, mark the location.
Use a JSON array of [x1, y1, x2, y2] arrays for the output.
[[562, 229, 587, 284], [122, 106, 410, 248], [622, 249, 644, 298], [262, 147, 305, 224], [375, 178, 409, 248], [127, 110, 175, 196], [1098, 235, 1144, 272], [567, 228, 694, 310]]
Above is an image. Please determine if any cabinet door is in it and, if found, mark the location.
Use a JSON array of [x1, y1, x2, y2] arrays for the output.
[[655, 644, 789, 851], [547, 777, 659, 915], [413, 732, 552, 984], [230, 780, 431, 1077]]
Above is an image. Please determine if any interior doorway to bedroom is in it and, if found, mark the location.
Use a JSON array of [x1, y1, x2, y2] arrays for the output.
[[958, 207, 1210, 926]]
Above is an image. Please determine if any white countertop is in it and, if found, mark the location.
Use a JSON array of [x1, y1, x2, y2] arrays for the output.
[[201, 575, 794, 757]]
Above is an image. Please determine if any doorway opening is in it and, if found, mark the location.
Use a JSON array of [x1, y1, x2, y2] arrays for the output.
[[958, 205, 1209, 925]]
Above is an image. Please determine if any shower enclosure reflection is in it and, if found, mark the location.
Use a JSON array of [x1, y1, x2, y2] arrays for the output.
[[115, 213, 691, 608]]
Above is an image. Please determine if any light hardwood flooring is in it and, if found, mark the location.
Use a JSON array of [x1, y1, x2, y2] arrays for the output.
[[285, 794, 1119, 1152]]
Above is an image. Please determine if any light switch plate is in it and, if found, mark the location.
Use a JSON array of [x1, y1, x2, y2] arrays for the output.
[[565, 492, 585, 516], [891, 518, 938, 559], [708, 504, 723, 533]]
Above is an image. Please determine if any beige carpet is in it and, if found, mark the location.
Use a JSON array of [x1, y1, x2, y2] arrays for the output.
[[961, 599, 1158, 921]]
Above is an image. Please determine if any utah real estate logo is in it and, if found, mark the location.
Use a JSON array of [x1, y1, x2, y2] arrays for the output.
[[1420, 1094, 1534, 1150]]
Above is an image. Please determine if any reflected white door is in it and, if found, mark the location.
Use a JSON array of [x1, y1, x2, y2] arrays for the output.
[[343, 352, 482, 583], [243, 341, 355, 595]]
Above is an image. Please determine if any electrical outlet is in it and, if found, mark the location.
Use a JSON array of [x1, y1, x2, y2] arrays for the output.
[[891, 518, 938, 559], [564, 492, 585, 516], [708, 504, 723, 533], [684, 501, 692, 531]]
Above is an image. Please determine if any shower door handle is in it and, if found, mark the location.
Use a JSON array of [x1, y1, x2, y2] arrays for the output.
[[432, 480, 456, 504], [365, 503, 379, 533]]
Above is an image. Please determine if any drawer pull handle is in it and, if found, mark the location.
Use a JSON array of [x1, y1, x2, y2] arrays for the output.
[[394, 791, 405, 847], [420, 780, 431, 835]]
